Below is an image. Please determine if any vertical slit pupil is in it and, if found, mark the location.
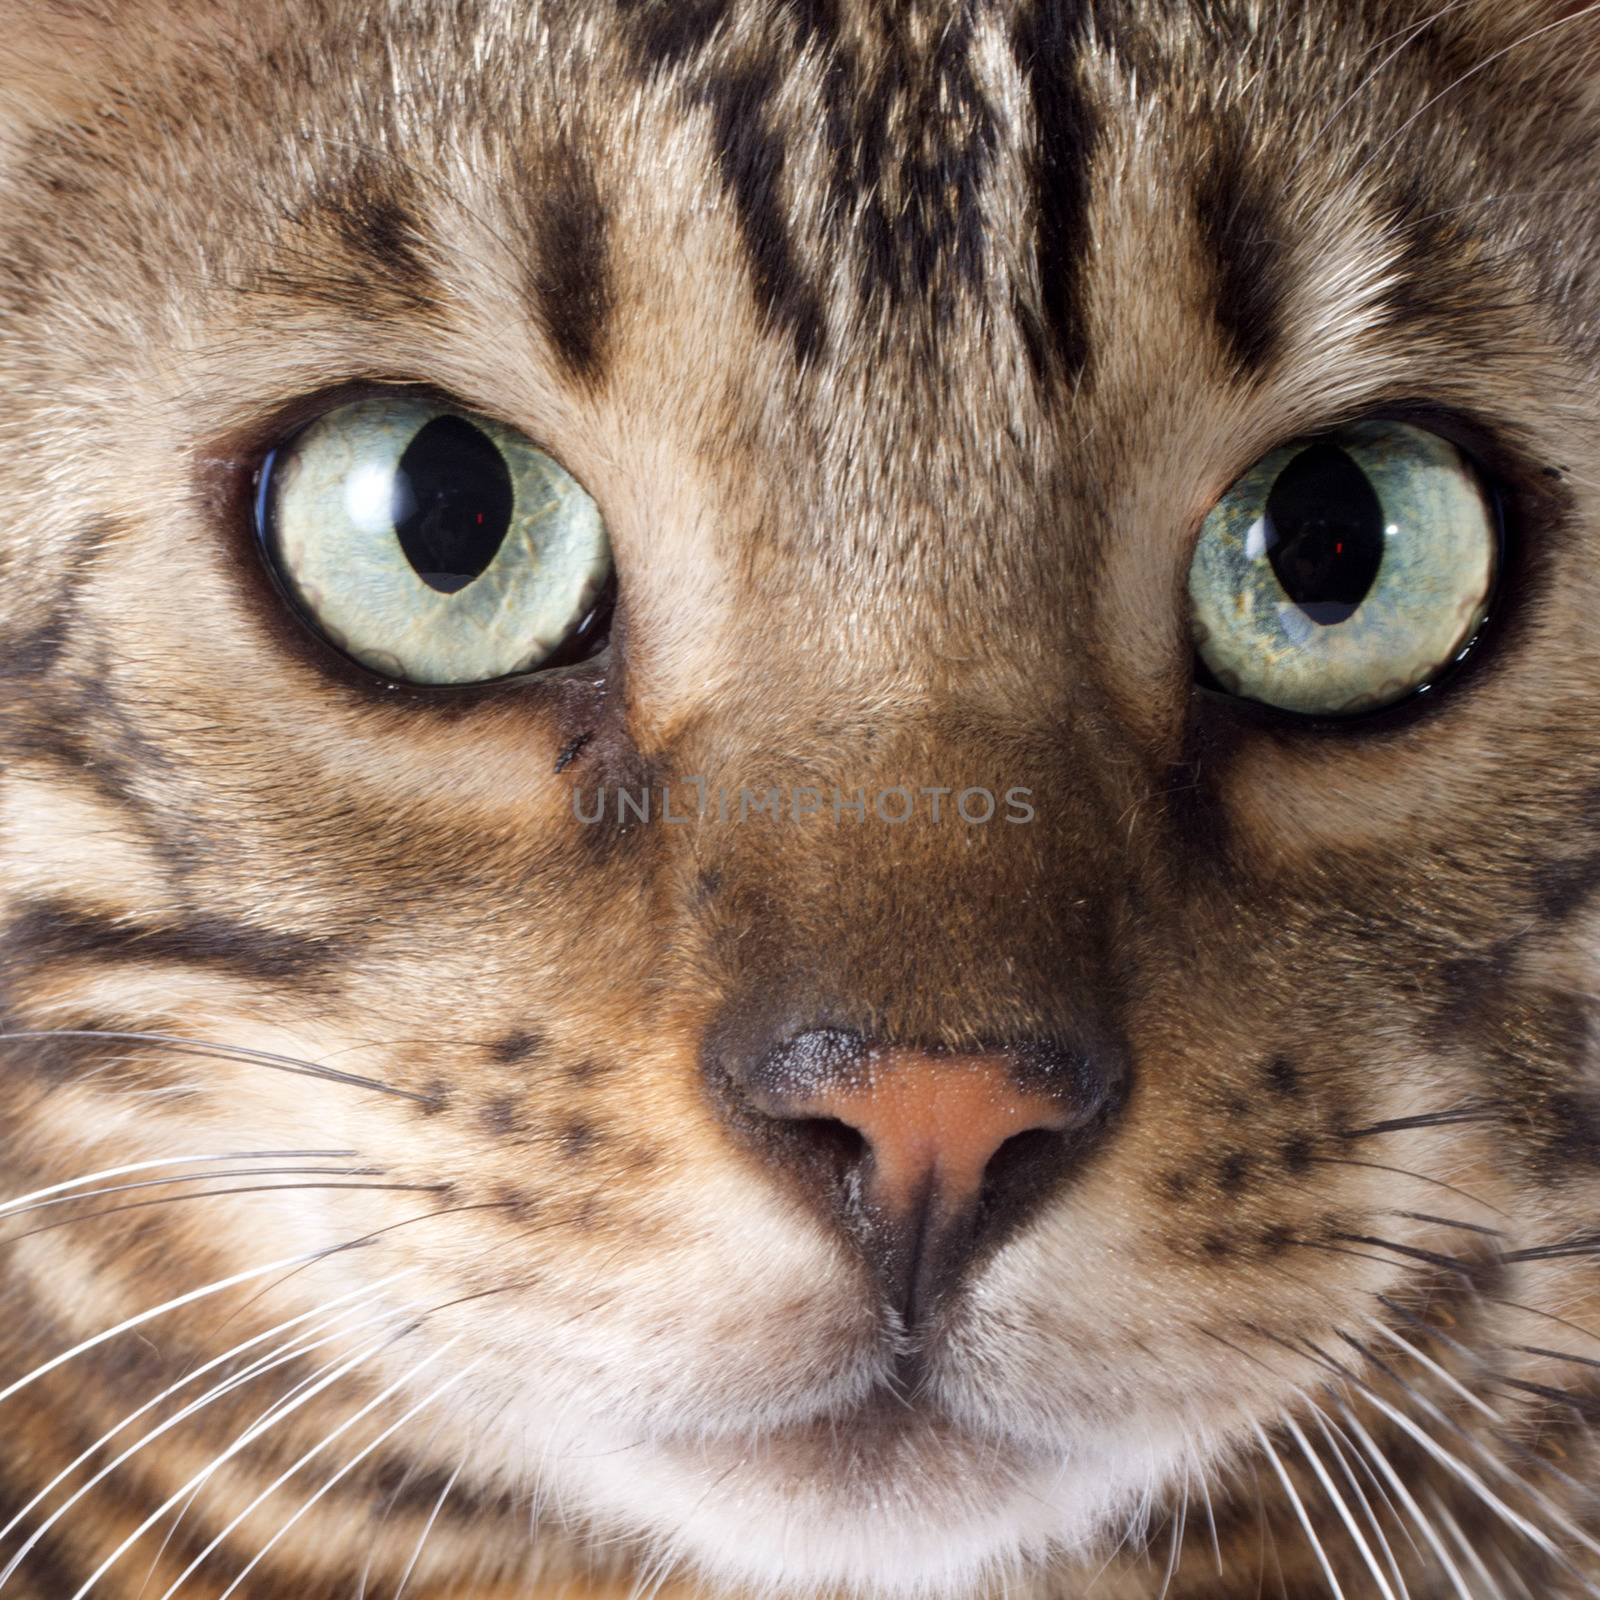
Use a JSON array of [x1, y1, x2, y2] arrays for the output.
[[393, 415, 514, 593], [1263, 442, 1386, 626]]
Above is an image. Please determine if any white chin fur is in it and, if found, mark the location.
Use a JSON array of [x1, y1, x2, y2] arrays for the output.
[[542, 1417, 1178, 1598]]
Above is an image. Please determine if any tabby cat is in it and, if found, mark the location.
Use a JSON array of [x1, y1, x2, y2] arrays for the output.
[[3, 1, 1600, 1596]]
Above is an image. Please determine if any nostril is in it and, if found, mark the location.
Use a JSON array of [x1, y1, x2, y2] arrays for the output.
[[721, 1026, 1130, 1323], [769, 1115, 872, 1199], [795, 1115, 869, 1175], [975, 1125, 1070, 1227], [989, 1125, 1062, 1173]]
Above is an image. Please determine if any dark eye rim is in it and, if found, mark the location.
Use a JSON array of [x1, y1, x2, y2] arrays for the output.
[[1188, 401, 1558, 738], [240, 380, 616, 696]]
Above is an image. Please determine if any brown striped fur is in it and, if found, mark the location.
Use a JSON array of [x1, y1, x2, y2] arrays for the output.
[[5, 1, 1600, 1595]]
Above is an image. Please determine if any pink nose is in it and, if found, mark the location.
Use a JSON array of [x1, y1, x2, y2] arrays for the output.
[[760, 1046, 1075, 1226], [735, 1028, 1121, 1325]]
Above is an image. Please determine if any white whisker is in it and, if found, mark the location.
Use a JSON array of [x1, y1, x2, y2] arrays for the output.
[[1346, 1387, 1561, 1563], [1336, 1406, 1473, 1600], [0, 1248, 335, 1409], [0, 1270, 412, 1549], [1368, 1320, 1500, 1425], [0, 1028, 434, 1105], [0, 1282, 418, 1589], [1284, 1413, 1400, 1600], [1155, 1469, 1188, 1600], [1194, 1462, 1224, 1578], [152, 1335, 461, 1600], [210, 1354, 484, 1600], [390, 1462, 461, 1600], [1425, 1490, 1510, 1600], [61, 1319, 411, 1600], [1348, 1333, 1600, 1568], [1254, 1425, 1346, 1599], [0, 1152, 355, 1220], [2, 1166, 384, 1219], [1311, 1407, 1419, 1572]]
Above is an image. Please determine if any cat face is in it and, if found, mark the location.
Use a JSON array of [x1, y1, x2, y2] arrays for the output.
[[4, 2, 1600, 1596]]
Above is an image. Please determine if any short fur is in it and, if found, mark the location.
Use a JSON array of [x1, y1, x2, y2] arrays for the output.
[[3, 2, 1600, 1596]]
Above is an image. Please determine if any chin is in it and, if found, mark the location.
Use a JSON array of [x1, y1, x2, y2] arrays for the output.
[[535, 1393, 1180, 1599]]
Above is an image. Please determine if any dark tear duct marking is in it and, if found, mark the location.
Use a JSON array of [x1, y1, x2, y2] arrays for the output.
[[523, 142, 613, 381], [554, 729, 593, 773], [702, 63, 827, 365], [1010, 0, 1100, 385], [1193, 118, 1288, 376], [0, 516, 120, 683], [4, 899, 345, 984]]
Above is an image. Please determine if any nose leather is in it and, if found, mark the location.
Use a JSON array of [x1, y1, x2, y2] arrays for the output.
[[732, 1028, 1122, 1328], [746, 1046, 1074, 1227]]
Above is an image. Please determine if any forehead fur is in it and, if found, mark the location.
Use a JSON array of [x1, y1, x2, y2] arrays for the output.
[[3, 0, 1598, 713]]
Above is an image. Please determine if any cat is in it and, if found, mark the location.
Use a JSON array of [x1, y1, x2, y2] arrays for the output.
[[3, 0, 1600, 1595]]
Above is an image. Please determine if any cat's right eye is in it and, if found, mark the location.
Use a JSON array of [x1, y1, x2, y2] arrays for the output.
[[254, 395, 612, 686]]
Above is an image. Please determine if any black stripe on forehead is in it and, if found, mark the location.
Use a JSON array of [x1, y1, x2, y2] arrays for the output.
[[615, 0, 825, 363], [843, 0, 1001, 316], [521, 140, 613, 382], [615, 0, 846, 73], [1193, 117, 1288, 376], [311, 161, 444, 318], [1010, 2, 1100, 387], [702, 61, 828, 365]]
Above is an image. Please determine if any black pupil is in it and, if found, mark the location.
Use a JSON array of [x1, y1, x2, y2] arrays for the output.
[[392, 415, 513, 593], [1262, 441, 1385, 626]]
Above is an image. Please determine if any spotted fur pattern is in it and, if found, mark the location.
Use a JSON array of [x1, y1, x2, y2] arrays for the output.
[[4, 1, 1600, 1595]]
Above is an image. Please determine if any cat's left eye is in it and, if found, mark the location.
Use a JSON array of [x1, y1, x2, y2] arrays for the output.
[[255, 394, 612, 686], [1188, 420, 1499, 717]]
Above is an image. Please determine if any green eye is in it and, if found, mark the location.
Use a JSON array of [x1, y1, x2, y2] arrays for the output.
[[256, 395, 612, 685], [1188, 421, 1499, 716]]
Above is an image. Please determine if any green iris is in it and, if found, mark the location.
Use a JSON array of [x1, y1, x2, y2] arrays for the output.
[[1189, 421, 1498, 716], [260, 396, 611, 685]]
